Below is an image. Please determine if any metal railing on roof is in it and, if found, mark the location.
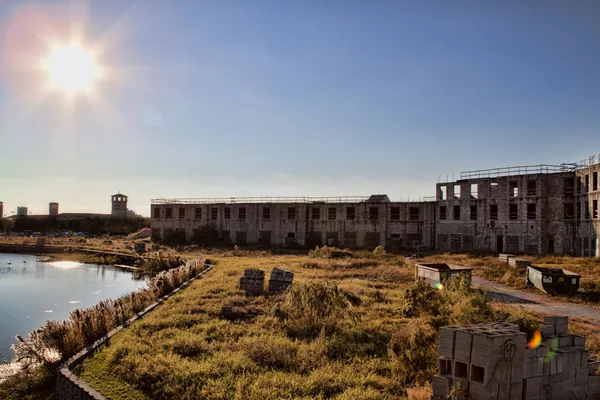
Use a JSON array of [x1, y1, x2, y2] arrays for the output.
[[459, 164, 577, 180], [151, 196, 437, 205], [575, 154, 600, 169]]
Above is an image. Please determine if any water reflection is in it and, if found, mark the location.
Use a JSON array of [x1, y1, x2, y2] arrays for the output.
[[35, 264, 46, 279], [0, 253, 147, 363]]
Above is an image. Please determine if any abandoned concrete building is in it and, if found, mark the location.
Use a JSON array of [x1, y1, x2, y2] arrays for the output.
[[150, 155, 600, 257]]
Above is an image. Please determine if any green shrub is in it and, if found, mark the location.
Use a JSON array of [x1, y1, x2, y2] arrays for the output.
[[309, 246, 353, 259], [272, 282, 361, 338], [373, 245, 386, 257], [389, 318, 438, 385]]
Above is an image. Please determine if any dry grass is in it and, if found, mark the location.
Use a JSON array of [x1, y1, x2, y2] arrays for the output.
[[74, 251, 559, 400]]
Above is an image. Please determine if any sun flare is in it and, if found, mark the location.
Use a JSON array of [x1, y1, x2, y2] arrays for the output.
[[44, 45, 100, 94]]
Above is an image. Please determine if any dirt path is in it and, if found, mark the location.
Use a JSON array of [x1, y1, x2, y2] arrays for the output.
[[472, 276, 600, 326]]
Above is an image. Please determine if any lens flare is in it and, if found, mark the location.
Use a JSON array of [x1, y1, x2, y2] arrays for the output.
[[527, 330, 542, 349], [435, 282, 444, 291]]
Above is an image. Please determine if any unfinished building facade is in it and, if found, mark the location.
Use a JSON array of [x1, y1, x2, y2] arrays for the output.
[[436, 158, 600, 257], [150, 155, 600, 257], [150, 195, 436, 249]]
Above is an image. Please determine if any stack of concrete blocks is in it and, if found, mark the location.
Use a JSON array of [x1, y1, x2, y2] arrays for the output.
[[268, 267, 294, 293], [433, 321, 526, 400], [522, 315, 599, 400], [508, 258, 529, 269], [498, 254, 529, 269], [499, 254, 516, 264], [432, 317, 600, 400], [239, 269, 265, 295]]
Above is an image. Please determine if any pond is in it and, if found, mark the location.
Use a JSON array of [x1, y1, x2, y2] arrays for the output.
[[0, 253, 147, 363]]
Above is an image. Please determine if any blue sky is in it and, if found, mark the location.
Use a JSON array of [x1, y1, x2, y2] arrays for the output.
[[0, 0, 599, 216]]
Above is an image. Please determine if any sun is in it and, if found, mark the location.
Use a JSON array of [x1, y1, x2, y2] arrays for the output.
[[44, 45, 101, 95]]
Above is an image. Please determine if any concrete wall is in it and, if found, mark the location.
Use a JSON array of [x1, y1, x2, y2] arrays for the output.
[[150, 161, 600, 256], [151, 201, 436, 249]]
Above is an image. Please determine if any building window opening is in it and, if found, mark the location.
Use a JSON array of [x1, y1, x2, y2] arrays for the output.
[[195, 208, 202, 219], [470, 205, 477, 220], [440, 206, 446, 220], [509, 181, 518, 198], [409, 207, 419, 221], [165, 207, 172, 219], [328, 207, 336, 220], [211, 208, 218, 220], [239, 207, 246, 220], [527, 203, 536, 220], [224, 207, 231, 219], [312, 207, 321, 220], [263, 207, 271, 220], [179, 207, 185, 219], [369, 207, 379, 220], [453, 205, 460, 220], [153, 207, 160, 219], [346, 207, 355, 220], [391, 207, 400, 220], [509, 204, 518, 220], [287, 207, 296, 220], [454, 184, 461, 199], [470, 183, 478, 199], [490, 204, 498, 220], [440, 186, 447, 200], [527, 180, 537, 196]]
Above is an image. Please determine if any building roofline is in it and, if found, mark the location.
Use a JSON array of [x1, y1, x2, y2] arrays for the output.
[[151, 196, 437, 205]]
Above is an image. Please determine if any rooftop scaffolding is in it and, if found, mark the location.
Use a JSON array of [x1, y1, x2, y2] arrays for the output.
[[151, 196, 436, 205], [459, 164, 577, 180]]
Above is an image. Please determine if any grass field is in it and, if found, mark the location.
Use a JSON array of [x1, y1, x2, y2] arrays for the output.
[[74, 249, 600, 400]]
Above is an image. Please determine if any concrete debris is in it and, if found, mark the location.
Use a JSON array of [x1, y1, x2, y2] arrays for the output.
[[432, 316, 599, 399], [239, 269, 265, 295], [268, 267, 294, 293]]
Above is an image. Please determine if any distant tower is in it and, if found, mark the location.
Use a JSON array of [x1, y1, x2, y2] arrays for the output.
[[17, 206, 28, 217], [111, 194, 128, 217], [49, 202, 59, 216], [0, 201, 3, 218]]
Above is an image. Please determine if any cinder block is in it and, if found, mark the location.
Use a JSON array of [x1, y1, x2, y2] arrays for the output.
[[558, 334, 573, 347], [432, 375, 451, 397], [525, 348, 537, 359], [523, 376, 548, 397], [469, 381, 499, 399], [573, 385, 587, 400], [541, 325, 555, 337], [454, 339, 472, 353], [439, 336, 454, 349], [510, 362, 523, 383], [470, 364, 491, 385], [544, 315, 568, 326], [572, 334, 585, 349], [576, 368, 589, 386], [555, 322, 569, 335], [439, 326, 458, 339], [453, 360, 469, 379], [438, 343, 453, 359], [454, 348, 471, 363], [537, 344, 549, 358], [438, 357, 452, 376], [471, 351, 497, 367], [473, 331, 505, 347], [492, 360, 512, 384], [550, 356, 558, 375], [556, 352, 564, 374], [509, 382, 523, 400], [455, 329, 475, 343]]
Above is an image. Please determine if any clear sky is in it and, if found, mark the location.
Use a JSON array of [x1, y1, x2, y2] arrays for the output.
[[0, 0, 599, 217]]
